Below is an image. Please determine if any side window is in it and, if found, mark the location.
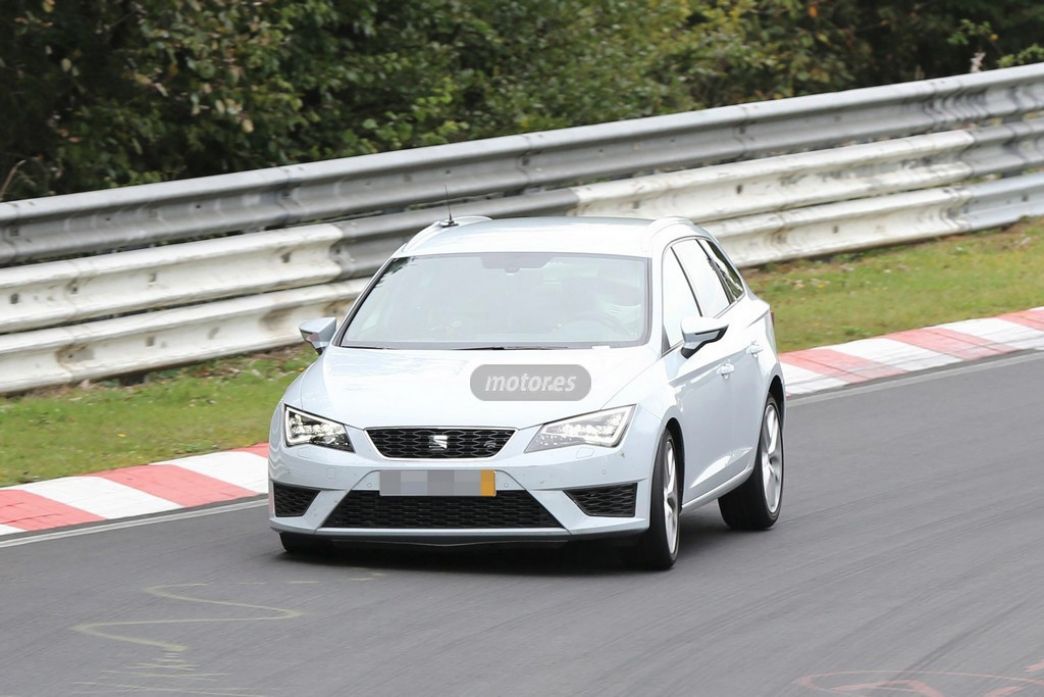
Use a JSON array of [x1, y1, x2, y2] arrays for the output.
[[673, 240, 730, 317], [661, 251, 700, 347], [699, 239, 745, 301]]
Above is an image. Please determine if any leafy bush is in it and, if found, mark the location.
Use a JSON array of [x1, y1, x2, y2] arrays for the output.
[[2, 0, 1042, 201]]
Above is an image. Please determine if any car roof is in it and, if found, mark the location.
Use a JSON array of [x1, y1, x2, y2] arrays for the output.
[[396, 216, 707, 258]]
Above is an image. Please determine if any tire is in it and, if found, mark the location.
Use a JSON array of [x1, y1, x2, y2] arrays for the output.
[[626, 430, 681, 570], [718, 395, 784, 530], [280, 532, 331, 556]]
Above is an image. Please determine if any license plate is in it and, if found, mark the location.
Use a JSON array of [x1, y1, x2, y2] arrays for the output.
[[379, 470, 496, 497]]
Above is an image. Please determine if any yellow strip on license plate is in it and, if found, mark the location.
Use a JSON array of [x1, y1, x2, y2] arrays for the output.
[[480, 469, 496, 497]]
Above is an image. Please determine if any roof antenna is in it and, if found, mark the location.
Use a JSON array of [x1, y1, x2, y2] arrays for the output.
[[440, 186, 458, 227]]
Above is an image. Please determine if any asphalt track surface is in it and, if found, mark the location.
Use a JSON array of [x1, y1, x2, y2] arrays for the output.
[[2, 351, 1044, 697]]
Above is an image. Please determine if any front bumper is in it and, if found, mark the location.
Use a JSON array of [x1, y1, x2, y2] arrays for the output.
[[267, 416, 659, 543]]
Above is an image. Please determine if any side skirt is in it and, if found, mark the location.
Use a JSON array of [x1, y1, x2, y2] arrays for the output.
[[680, 459, 756, 512]]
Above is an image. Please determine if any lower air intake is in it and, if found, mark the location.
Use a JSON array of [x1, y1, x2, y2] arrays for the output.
[[272, 483, 320, 517], [566, 483, 638, 517], [323, 491, 561, 529]]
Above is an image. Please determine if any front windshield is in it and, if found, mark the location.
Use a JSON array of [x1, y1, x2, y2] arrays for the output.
[[339, 252, 650, 349]]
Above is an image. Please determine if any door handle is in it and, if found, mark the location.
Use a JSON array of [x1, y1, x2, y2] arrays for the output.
[[717, 362, 735, 378], [747, 341, 764, 356]]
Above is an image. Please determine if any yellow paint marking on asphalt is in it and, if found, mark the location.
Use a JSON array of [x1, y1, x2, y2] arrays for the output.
[[72, 583, 303, 653], [101, 670, 224, 681], [68, 582, 325, 696], [73, 683, 262, 696], [127, 662, 196, 672], [74, 656, 252, 696], [343, 575, 379, 582]]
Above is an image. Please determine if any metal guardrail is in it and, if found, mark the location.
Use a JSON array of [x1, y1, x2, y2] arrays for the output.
[[4, 63, 1044, 264], [6, 123, 1044, 336], [0, 282, 364, 394], [2, 64, 1043, 392]]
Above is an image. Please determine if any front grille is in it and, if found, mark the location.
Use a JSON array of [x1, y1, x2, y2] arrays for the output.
[[566, 483, 638, 517], [273, 483, 320, 517], [367, 428, 513, 459], [323, 491, 561, 529]]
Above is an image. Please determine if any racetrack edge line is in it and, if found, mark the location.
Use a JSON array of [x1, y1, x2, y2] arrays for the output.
[[0, 496, 267, 549]]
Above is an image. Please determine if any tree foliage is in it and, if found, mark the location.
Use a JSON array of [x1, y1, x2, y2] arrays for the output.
[[2, 0, 1042, 201]]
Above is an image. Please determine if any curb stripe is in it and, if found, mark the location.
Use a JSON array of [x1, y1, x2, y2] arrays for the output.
[[998, 309, 1044, 331], [0, 490, 104, 531], [234, 443, 270, 458], [884, 327, 1011, 360], [828, 337, 960, 372], [94, 465, 258, 508], [780, 348, 906, 383], [941, 317, 1044, 350], [159, 452, 269, 493], [779, 362, 848, 394], [14, 477, 181, 518]]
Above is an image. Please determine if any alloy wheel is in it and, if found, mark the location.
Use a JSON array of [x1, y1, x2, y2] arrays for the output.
[[663, 440, 680, 554], [761, 403, 783, 514]]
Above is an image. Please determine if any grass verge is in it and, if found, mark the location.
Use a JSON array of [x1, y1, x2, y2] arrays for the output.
[[1, 222, 1042, 486], [749, 220, 1043, 351]]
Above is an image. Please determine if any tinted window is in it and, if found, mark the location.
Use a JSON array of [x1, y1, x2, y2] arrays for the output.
[[673, 240, 730, 317], [340, 252, 649, 349], [661, 251, 700, 347], [700, 239, 745, 300]]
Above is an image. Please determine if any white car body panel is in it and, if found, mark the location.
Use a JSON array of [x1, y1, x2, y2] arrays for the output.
[[303, 345, 658, 428]]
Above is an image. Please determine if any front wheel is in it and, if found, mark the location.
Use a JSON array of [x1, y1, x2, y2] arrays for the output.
[[626, 431, 681, 570], [718, 395, 783, 530]]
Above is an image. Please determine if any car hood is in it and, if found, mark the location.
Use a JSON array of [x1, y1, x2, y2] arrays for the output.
[[294, 345, 657, 429]]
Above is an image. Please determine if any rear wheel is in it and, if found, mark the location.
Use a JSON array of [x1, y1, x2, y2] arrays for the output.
[[626, 431, 680, 570], [280, 532, 330, 556], [718, 395, 783, 530]]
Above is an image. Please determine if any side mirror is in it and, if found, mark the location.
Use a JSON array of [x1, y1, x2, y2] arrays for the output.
[[299, 317, 337, 355], [680, 315, 728, 358]]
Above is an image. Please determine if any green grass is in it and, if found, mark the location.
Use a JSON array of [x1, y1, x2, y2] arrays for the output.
[[746, 221, 1044, 352], [0, 347, 315, 486], [1, 222, 1042, 486]]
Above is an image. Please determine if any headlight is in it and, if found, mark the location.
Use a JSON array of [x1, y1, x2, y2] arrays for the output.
[[284, 406, 353, 452], [526, 406, 635, 452]]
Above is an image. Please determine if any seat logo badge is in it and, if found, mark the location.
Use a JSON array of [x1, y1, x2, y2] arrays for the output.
[[429, 434, 449, 450]]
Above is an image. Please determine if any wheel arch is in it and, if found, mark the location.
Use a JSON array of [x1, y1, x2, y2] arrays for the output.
[[664, 417, 684, 489], [768, 373, 785, 425]]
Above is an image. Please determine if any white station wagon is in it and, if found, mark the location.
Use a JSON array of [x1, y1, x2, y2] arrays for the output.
[[268, 216, 785, 569]]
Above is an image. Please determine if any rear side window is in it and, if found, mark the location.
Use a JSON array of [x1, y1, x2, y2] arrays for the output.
[[661, 251, 700, 346], [672, 240, 730, 317], [699, 240, 745, 301]]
